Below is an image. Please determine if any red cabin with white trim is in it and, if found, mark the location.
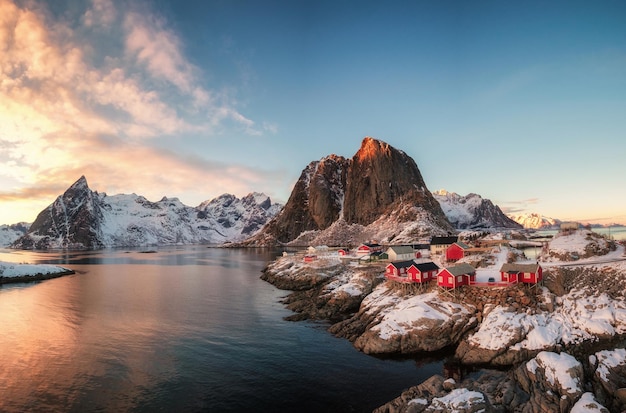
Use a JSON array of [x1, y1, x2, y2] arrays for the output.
[[385, 260, 440, 284], [412, 262, 440, 282], [357, 242, 383, 255], [500, 263, 543, 284], [446, 242, 470, 262], [437, 263, 476, 289]]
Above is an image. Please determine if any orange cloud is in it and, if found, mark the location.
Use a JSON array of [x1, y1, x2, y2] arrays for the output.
[[0, 0, 279, 224]]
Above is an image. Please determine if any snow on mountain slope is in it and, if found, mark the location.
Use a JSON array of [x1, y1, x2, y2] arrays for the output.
[[12, 177, 282, 249], [510, 212, 561, 229], [0, 223, 30, 246], [433, 190, 521, 229]]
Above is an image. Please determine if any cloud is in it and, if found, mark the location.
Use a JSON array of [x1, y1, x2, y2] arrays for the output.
[[499, 198, 540, 215], [0, 0, 276, 223], [124, 11, 197, 95], [83, 0, 116, 28]]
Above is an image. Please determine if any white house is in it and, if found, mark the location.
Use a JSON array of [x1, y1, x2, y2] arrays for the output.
[[386, 245, 415, 261]]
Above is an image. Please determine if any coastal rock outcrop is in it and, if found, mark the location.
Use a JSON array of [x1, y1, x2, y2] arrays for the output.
[[330, 285, 477, 355], [261, 255, 384, 321], [376, 351, 614, 413], [374, 370, 528, 413], [590, 348, 626, 412]]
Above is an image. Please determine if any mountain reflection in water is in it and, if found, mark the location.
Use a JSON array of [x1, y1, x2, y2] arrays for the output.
[[0, 246, 446, 412]]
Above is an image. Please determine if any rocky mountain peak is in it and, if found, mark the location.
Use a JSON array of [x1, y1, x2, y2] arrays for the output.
[[354, 136, 393, 162], [343, 137, 446, 227], [70, 175, 89, 190], [19, 176, 103, 249], [245, 137, 452, 245]]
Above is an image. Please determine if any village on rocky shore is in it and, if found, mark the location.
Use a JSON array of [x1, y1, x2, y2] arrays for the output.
[[262, 227, 626, 412]]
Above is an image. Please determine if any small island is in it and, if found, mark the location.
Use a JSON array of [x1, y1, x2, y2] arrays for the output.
[[0, 261, 75, 285]]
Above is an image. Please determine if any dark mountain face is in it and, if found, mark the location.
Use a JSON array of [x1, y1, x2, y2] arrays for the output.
[[248, 137, 453, 245], [343, 137, 448, 227], [15, 176, 104, 249], [259, 155, 349, 243]]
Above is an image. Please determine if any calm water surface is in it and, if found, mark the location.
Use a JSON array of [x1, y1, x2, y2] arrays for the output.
[[0, 246, 445, 412]]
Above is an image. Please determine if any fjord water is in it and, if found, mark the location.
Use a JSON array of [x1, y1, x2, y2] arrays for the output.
[[0, 246, 442, 412]]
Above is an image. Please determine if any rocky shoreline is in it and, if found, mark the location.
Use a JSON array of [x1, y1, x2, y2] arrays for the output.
[[262, 253, 626, 412]]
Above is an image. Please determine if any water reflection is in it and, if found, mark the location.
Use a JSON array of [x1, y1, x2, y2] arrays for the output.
[[0, 247, 446, 412]]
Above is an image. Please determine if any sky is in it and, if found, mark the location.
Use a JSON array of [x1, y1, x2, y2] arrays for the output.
[[1, 0, 625, 226]]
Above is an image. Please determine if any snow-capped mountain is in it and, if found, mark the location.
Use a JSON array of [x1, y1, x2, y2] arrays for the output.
[[433, 190, 522, 230], [509, 212, 561, 229], [11, 176, 282, 249], [0, 223, 30, 246]]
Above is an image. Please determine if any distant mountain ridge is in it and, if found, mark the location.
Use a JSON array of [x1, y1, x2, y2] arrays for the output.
[[243, 137, 454, 246], [0, 223, 30, 247], [433, 190, 522, 230], [11, 176, 282, 249], [509, 212, 561, 229]]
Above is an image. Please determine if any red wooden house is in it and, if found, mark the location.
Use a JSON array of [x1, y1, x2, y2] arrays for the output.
[[446, 242, 471, 262], [357, 242, 383, 255], [386, 261, 411, 276], [499, 263, 543, 284], [386, 260, 440, 284], [303, 255, 317, 263], [437, 263, 476, 289], [413, 262, 440, 282]]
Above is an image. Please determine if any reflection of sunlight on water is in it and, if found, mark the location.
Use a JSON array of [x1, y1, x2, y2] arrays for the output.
[[0, 247, 443, 412]]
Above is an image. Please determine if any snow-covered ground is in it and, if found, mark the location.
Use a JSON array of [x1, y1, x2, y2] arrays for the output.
[[362, 290, 472, 340]]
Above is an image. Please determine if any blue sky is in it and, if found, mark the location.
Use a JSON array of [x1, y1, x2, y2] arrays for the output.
[[1, 0, 625, 225]]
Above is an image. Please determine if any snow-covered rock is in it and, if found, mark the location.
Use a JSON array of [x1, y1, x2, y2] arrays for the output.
[[591, 348, 626, 408], [333, 286, 477, 355], [516, 351, 585, 412], [570, 392, 609, 413], [0, 260, 73, 283], [545, 229, 614, 261], [456, 287, 626, 365]]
